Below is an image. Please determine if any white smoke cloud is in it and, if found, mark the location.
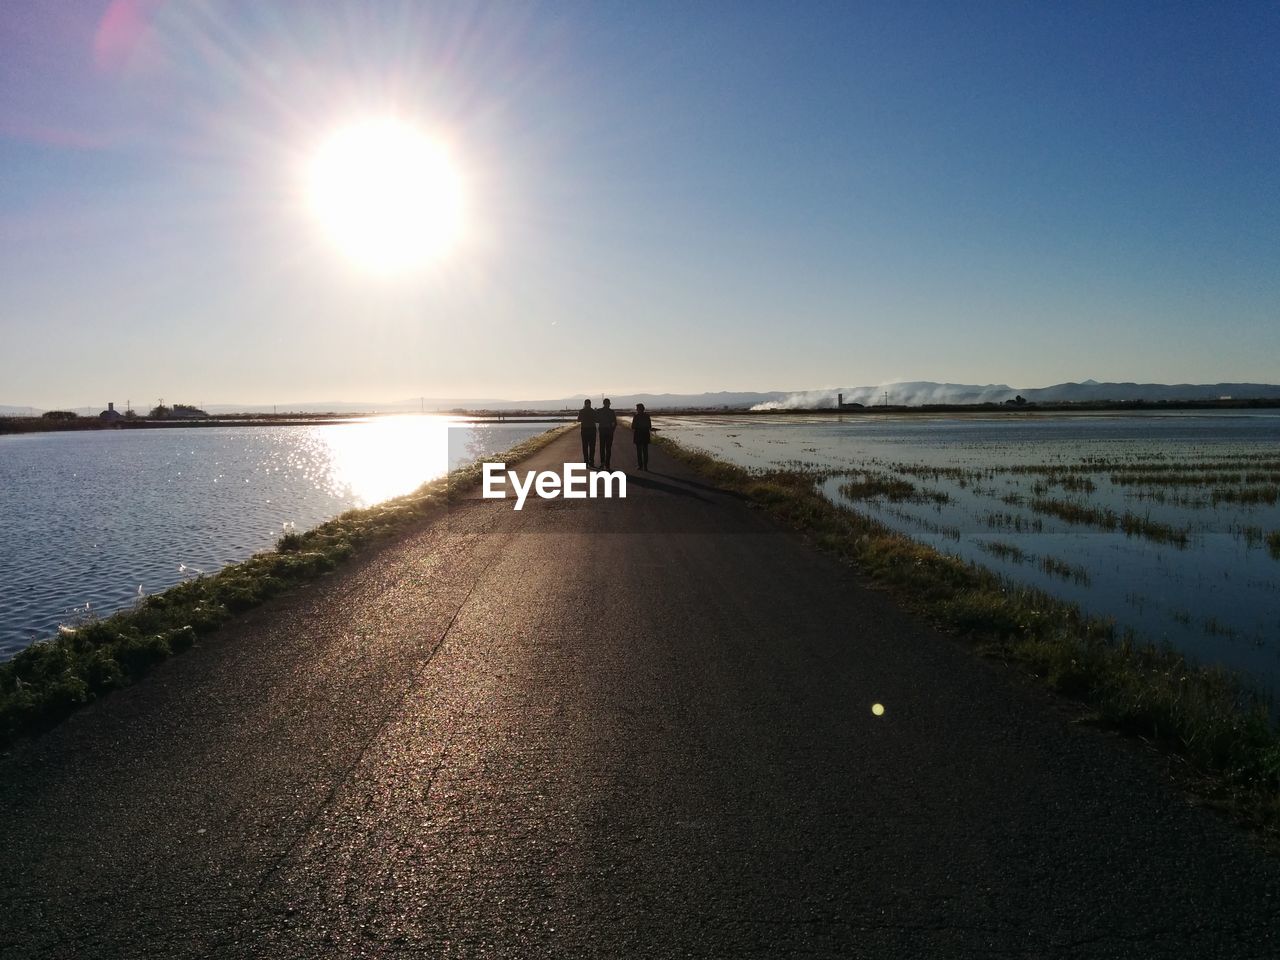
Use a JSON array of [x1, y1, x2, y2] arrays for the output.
[[751, 388, 841, 411]]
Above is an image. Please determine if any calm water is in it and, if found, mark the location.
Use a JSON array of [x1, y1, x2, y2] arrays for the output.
[[0, 418, 553, 655], [662, 411, 1280, 699]]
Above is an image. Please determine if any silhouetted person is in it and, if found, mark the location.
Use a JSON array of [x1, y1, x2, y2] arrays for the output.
[[632, 402, 653, 470], [597, 398, 618, 469], [577, 398, 597, 466]]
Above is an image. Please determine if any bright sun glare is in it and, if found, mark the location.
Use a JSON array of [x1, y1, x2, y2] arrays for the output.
[[306, 117, 465, 274]]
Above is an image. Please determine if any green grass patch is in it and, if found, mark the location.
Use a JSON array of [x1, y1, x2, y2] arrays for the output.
[[654, 435, 1280, 837], [0, 425, 572, 746]]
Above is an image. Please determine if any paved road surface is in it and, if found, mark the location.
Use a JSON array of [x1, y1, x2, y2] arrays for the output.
[[1, 426, 1276, 958]]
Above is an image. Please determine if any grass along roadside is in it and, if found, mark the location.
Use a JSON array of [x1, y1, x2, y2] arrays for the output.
[[0, 425, 572, 747], [653, 435, 1280, 838]]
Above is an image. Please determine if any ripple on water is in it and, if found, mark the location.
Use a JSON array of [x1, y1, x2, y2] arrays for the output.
[[0, 420, 550, 657]]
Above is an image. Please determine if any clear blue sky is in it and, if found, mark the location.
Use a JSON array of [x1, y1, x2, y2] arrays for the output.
[[2, 1, 1277, 408]]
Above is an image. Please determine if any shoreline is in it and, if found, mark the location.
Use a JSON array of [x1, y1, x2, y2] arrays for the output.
[[4, 398, 1278, 436]]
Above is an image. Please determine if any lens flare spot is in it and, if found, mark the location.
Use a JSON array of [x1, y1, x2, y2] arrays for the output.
[[871, 703, 885, 716]]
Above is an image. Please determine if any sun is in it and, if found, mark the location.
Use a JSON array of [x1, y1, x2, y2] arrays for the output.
[[306, 117, 465, 274]]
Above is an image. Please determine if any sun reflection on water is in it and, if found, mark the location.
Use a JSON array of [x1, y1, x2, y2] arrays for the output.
[[312, 416, 458, 506]]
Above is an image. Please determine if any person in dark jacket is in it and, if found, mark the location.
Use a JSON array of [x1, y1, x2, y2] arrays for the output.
[[596, 398, 618, 469], [632, 402, 653, 470], [577, 398, 597, 466]]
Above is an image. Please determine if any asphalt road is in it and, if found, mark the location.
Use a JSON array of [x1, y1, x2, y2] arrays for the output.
[[1, 426, 1277, 959]]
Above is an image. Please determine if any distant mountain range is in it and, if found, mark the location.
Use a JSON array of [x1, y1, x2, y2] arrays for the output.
[[5, 381, 1280, 416]]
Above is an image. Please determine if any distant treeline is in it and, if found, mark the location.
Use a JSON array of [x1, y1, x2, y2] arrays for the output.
[[0, 411, 572, 435], [0, 413, 355, 435]]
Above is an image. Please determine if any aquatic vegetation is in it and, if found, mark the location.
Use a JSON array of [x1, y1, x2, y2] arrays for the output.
[[1008, 463, 1095, 477], [1060, 474, 1097, 493], [1093, 458, 1280, 474], [838, 472, 948, 505], [1032, 475, 1097, 495], [891, 463, 986, 483], [1233, 525, 1265, 548], [1111, 472, 1237, 487], [1211, 485, 1280, 507], [1128, 489, 1167, 504], [1029, 497, 1190, 546], [1119, 511, 1191, 547], [1202, 617, 1239, 639], [978, 540, 1029, 563], [1029, 496, 1116, 528], [882, 507, 961, 542], [1040, 555, 1091, 585], [663, 416, 1278, 694], [1268, 531, 1280, 560], [984, 511, 1044, 533], [839, 475, 917, 501]]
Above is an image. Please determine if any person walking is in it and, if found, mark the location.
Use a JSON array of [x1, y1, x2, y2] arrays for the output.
[[577, 398, 598, 466], [632, 402, 653, 470], [596, 398, 618, 470]]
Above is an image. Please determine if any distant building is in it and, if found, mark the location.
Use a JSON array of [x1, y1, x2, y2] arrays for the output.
[[836, 393, 864, 410], [99, 402, 124, 421]]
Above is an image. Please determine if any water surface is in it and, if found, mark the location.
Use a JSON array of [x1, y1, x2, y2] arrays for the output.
[[662, 411, 1280, 698], [0, 418, 552, 655]]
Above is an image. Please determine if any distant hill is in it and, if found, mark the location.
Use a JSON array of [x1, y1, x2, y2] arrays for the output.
[[1020, 381, 1280, 404]]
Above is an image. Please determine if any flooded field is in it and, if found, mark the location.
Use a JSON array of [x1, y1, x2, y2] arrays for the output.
[[661, 411, 1280, 699]]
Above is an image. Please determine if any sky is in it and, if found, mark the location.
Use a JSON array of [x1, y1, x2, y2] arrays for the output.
[[1, 1, 1278, 409]]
